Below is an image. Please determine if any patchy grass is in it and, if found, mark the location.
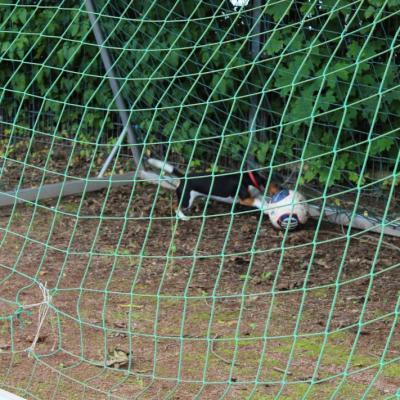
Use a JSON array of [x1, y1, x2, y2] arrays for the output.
[[278, 332, 376, 366], [1, 184, 399, 399], [382, 361, 400, 379]]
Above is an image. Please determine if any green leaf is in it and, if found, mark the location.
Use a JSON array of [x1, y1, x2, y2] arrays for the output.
[[255, 142, 270, 164], [371, 136, 395, 155], [70, 21, 80, 37], [304, 143, 321, 158], [364, 6, 376, 19], [321, 130, 335, 146], [318, 91, 336, 112], [290, 95, 313, 121], [56, 48, 64, 65], [18, 8, 27, 24], [1, 41, 9, 53], [304, 167, 317, 183], [319, 167, 340, 186], [166, 51, 179, 68], [210, 74, 221, 90], [334, 61, 351, 81], [200, 48, 212, 64], [164, 121, 176, 135], [143, 89, 154, 105], [347, 42, 362, 59], [348, 172, 359, 183], [12, 73, 26, 91], [335, 154, 348, 170], [267, 1, 290, 22], [263, 37, 284, 56], [63, 43, 78, 60]]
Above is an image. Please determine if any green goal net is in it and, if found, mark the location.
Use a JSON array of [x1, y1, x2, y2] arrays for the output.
[[0, 1, 399, 399]]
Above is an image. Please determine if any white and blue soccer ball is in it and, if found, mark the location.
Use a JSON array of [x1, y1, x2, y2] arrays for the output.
[[268, 189, 309, 231]]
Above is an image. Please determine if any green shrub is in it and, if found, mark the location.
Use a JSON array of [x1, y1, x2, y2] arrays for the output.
[[0, 1, 399, 185]]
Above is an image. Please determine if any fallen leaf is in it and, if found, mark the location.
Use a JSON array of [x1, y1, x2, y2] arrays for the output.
[[25, 334, 47, 344], [93, 348, 132, 369], [113, 321, 127, 329]]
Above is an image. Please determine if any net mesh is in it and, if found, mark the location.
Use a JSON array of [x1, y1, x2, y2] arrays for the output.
[[0, 1, 400, 399]]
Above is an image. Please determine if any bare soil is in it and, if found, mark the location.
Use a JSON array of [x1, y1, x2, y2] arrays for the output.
[[0, 152, 399, 399]]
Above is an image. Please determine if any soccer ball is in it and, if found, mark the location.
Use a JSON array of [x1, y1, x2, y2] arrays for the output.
[[267, 189, 309, 230]]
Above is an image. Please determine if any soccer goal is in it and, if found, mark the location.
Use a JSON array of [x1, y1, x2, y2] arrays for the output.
[[0, 1, 399, 399]]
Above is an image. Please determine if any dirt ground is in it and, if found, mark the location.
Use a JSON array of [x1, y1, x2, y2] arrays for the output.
[[0, 172, 399, 398]]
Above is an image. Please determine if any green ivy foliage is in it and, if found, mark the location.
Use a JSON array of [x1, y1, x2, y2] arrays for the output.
[[0, 1, 399, 185]]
